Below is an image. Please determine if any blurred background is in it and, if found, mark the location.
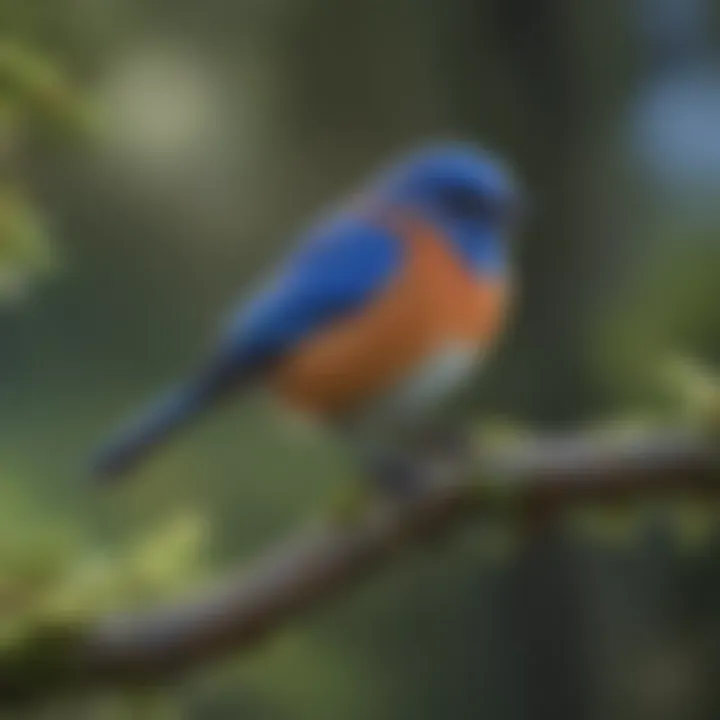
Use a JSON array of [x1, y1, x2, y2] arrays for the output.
[[1, 0, 719, 717]]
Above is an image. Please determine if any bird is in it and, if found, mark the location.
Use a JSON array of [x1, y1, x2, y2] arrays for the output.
[[92, 142, 521, 493]]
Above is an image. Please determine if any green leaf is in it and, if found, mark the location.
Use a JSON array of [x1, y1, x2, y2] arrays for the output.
[[0, 39, 93, 136], [0, 184, 58, 303]]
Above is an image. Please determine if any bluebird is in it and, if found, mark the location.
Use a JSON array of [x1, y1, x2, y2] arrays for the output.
[[92, 143, 520, 492]]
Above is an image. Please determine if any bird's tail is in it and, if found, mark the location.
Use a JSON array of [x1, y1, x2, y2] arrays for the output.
[[91, 356, 241, 484], [90, 383, 208, 483]]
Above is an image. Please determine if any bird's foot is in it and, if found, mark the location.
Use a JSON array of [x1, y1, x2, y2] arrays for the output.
[[413, 425, 477, 482], [369, 454, 429, 501], [360, 425, 477, 502]]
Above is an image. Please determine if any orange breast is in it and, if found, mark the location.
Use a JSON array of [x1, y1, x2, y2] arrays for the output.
[[270, 217, 508, 418]]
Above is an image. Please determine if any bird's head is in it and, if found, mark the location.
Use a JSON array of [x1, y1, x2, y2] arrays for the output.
[[370, 142, 523, 272]]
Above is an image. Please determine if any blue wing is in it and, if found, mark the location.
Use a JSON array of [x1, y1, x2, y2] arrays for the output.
[[223, 214, 403, 369], [91, 214, 403, 483]]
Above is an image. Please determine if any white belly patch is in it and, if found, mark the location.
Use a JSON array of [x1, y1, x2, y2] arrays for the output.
[[359, 343, 482, 428]]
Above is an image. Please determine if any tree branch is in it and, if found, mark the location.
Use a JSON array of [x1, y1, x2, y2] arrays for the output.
[[2, 427, 718, 701]]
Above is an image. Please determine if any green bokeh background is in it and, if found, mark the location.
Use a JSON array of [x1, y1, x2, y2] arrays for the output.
[[1, 0, 719, 717]]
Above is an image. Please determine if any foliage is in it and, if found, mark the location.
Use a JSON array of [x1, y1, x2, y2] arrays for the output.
[[0, 39, 93, 137], [0, 485, 209, 705], [0, 33, 211, 710], [0, 38, 90, 304], [0, 183, 57, 302]]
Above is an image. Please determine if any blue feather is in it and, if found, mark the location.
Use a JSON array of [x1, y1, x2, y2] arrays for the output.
[[223, 215, 403, 368]]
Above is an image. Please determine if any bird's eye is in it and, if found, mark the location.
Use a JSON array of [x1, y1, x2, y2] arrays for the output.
[[439, 185, 502, 222]]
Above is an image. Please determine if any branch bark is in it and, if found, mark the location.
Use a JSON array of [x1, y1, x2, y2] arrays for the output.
[[2, 427, 718, 701]]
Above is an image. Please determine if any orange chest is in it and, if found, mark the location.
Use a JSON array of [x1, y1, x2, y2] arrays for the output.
[[271, 219, 509, 417]]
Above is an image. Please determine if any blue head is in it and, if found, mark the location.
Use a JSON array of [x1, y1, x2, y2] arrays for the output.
[[370, 143, 522, 274]]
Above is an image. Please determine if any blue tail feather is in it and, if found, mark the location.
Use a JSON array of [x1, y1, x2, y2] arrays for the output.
[[91, 383, 210, 483]]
